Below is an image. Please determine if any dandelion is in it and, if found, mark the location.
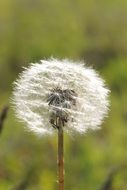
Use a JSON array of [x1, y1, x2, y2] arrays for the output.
[[12, 58, 110, 190]]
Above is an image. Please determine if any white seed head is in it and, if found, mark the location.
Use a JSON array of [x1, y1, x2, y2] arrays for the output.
[[12, 58, 110, 135]]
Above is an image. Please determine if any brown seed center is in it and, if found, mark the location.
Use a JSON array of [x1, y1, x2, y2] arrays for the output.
[[47, 87, 77, 129]]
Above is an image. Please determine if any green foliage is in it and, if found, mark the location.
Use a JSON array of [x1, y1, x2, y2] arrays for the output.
[[0, 0, 127, 189]]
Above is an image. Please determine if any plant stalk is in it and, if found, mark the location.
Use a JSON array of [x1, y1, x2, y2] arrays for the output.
[[58, 120, 64, 190]]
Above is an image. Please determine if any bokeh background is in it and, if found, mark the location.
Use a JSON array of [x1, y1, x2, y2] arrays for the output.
[[0, 0, 127, 189]]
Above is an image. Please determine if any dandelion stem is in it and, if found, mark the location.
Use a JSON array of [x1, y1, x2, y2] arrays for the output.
[[58, 119, 64, 190]]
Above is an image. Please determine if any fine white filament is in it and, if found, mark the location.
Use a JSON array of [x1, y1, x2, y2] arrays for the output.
[[12, 58, 110, 135]]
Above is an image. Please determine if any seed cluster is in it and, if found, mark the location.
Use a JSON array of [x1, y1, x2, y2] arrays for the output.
[[12, 59, 109, 135], [47, 88, 77, 129]]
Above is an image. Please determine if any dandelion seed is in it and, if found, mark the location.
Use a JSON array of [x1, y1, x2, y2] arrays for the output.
[[12, 58, 109, 135]]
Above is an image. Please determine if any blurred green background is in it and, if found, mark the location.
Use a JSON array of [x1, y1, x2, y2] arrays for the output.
[[0, 0, 127, 189]]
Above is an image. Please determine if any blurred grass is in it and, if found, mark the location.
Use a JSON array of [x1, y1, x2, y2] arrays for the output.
[[0, 0, 127, 189]]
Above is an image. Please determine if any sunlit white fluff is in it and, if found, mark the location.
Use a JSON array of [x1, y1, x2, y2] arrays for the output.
[[12, 58, 110, 135]]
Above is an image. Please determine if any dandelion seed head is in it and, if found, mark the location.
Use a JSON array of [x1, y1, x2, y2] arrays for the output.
[[12, 58, 110, 135]]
